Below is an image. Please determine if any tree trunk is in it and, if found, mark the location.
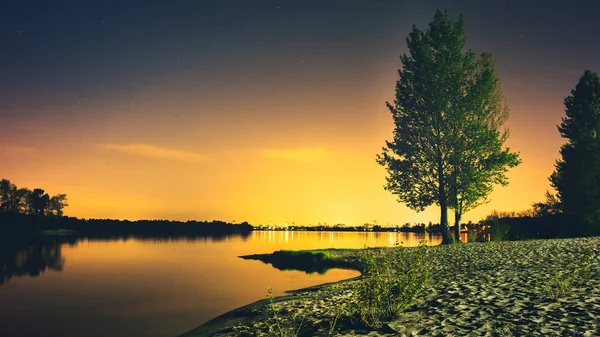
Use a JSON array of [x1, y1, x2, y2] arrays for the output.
[[454, 209, 461, 243], [439, 183, 452, 244], [440, 198, 452, 244]]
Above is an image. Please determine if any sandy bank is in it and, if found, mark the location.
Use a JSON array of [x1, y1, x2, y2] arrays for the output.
[[180, 237, 600, 336]]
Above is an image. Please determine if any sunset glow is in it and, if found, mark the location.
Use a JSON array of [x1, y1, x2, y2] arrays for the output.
[[2, 1, 599, 226]]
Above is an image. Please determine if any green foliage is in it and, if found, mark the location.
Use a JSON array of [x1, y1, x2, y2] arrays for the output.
[[489, 219, 510, 241], [353, 239, 432, 329], [376, 10, 520, 244], [550, 70, 600, 225], [540, 247, 595, 300], [266, 287, 304, 337]]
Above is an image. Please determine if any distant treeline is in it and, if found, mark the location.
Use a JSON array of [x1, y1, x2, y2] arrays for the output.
[[0, 178, 252, 238], [0, 212, 253, 238], [254, 222, 456, 233]]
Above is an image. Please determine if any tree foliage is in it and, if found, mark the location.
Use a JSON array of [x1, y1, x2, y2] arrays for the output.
[[532, 190, 562, 217], [0, 179, 68, 217], [377, 10, 520, 244], [550, 70, 600, 225]]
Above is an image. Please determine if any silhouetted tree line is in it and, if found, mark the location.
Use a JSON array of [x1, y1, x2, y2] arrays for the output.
[[0, 178, 253, 238], [0, 179, 68, 217], [0, 212, 254, 238], [480, 213, 595, 240]]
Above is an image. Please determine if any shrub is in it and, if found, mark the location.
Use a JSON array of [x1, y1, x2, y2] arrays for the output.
[[353, 238, 431, 329], [490, 219, 510, 241]]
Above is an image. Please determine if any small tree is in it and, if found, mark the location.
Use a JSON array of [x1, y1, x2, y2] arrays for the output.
[[550, 70, 600, 225], [0, 179, 16, 213], [48, 194, 69, 216]]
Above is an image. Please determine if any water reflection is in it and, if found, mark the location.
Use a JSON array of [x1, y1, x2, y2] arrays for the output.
[[0, 231, 433, 337], [0, 240, 66, 285], [254, 230, 442, 247], [0, 233, 251, 286]]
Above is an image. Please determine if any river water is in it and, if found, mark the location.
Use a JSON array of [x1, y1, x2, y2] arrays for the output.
[[0, 231, 441, 337]]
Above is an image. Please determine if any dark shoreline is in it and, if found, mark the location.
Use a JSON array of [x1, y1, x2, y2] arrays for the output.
[[178, 250, 363, 337], [178, 275, 363, 337]]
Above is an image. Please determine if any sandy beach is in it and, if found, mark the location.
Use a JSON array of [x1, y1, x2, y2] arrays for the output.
[[181, 237, 600, 337]]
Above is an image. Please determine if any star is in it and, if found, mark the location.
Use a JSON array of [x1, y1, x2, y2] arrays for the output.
[[177, 59, 181, 63], [520, 35, 523, 39], [101, 20, 104, 24], [19, 30, 23, 34]]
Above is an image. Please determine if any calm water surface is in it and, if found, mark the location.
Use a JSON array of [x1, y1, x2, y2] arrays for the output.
[[0, 231, 441, 337]]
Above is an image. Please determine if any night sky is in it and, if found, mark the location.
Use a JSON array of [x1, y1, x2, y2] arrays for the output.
[[2, 1, 599, 225]]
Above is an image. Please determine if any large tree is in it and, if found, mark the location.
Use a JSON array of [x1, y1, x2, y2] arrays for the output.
[[446, 53, 521, 240], [377, 10, 520, 244], [550, 70, 600, 226]]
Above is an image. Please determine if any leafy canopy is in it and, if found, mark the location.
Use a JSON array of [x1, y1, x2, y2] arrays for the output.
[[377, 10, 520, 236]]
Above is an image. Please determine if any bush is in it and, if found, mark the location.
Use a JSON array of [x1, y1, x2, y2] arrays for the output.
[[490, 220, 510, 241], [353, 239, 431, 329]]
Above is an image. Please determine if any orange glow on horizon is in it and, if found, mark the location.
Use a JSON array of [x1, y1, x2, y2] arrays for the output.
[[1, 80, 563, 226]]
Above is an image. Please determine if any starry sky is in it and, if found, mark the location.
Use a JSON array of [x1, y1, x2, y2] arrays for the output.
[[1, 0, 599, 225]]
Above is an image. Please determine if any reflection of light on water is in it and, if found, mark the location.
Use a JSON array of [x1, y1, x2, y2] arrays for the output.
[[389, 233, 396, 246], [252, 230, 442, 247]]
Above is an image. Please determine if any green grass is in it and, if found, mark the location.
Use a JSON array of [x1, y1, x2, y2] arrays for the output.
[[539, 246, 595, 300], [353, 239, 432, 329]]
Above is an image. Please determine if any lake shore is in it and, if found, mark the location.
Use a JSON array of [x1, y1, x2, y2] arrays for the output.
[[180, 237, 600, 336]]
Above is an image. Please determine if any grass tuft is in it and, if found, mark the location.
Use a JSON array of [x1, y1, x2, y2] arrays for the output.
[[352, 238, 432, 329]]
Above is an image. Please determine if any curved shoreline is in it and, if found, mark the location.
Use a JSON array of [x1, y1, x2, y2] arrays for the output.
[[179, 237, 600, 337], [178, 262, 363, 337]]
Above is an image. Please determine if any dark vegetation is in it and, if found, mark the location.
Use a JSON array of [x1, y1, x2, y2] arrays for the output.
[[0, 212, 253, 237], [241, 250, 356, 274], [0, 178, 253, 240]]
